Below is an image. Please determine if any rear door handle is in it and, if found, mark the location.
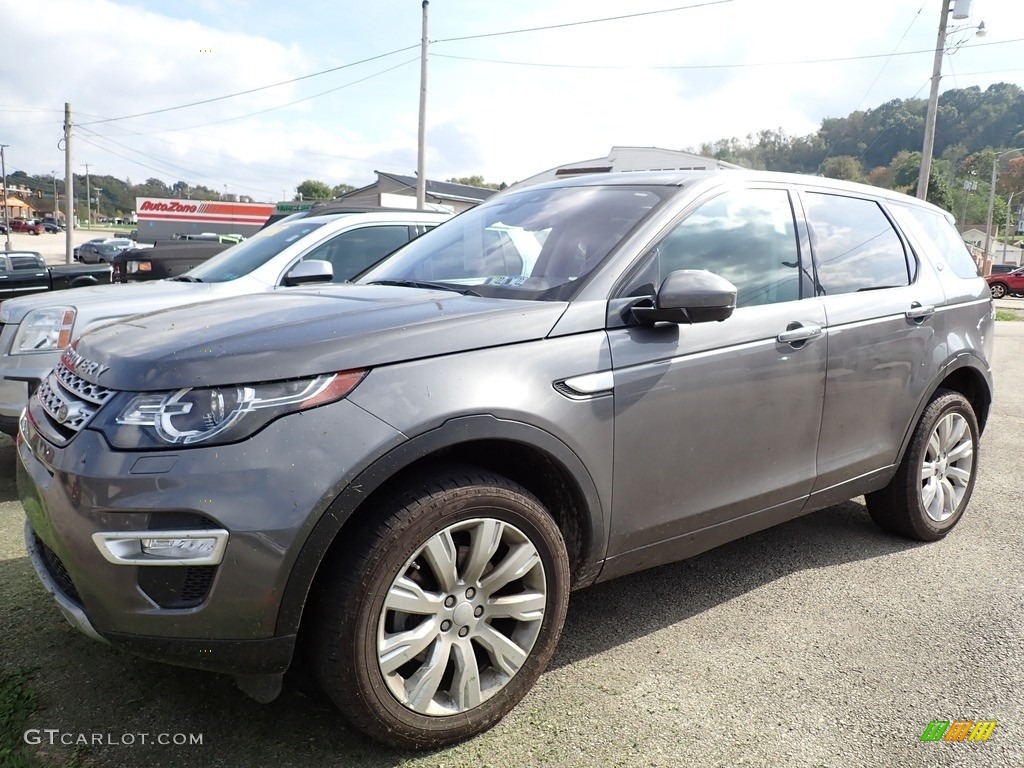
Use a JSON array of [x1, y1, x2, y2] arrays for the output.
[[777, 324, 823, 344], [906, 303, 935, 320]]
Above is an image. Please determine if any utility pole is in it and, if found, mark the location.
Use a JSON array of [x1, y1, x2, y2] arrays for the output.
[[416, 0, 429, 209], [64, 103, 73, 263], [0, 144, 10, 251], [917, 2, 952, 200], [918, 0, 980, 200], [82, 162, 91, 228], [52, 171, 58, 218]]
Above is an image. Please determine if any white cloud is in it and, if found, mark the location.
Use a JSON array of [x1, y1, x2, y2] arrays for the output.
[[1, 0, 1020, 199]]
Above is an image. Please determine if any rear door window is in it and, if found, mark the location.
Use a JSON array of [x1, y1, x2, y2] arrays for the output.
[[10, 255, 44, 270], [803, 193, 911, 294]]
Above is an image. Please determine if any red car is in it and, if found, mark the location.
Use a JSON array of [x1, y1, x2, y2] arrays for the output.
[[985, 267, 1024, 298], [9, 219, 45, 235]]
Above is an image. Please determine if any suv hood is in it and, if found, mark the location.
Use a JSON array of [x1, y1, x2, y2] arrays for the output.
[[0, 280, 219, 324], [72, 285, 570, 390]]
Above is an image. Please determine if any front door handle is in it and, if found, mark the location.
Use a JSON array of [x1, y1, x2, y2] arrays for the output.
[[906, 303, 935, 321], [777, 324, 823, 344]]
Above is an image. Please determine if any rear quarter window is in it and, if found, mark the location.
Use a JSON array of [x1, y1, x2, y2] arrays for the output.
[[889, 204, 980, 279]]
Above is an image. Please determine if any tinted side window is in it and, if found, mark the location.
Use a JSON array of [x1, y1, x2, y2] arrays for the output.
[[301, 225, 411, 282], [10, 255, 44, 270], [629, 188, 802, 307], [891, 203, 980, 279], [805, 193, 909, 294]]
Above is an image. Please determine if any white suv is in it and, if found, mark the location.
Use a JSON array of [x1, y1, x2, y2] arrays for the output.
[[0, 210, 450, 434]]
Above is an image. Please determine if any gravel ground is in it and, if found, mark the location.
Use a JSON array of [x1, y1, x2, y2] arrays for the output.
[[0, 323, 1021, 768], [2, 228, 120, 264]]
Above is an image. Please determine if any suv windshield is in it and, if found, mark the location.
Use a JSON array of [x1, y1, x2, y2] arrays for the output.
[[183, 219, 331, 283], [359, 185, 670, 300]]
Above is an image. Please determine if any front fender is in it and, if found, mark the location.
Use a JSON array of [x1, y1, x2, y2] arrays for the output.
[[276, 414, 607, 637]]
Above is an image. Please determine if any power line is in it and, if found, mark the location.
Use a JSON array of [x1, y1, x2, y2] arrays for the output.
[[432, 36, 1024, 71], [127, 57, 419, 134], [71, 2, 734, 129], [431, 0, 732, 43], [76, 44, 419, 127]]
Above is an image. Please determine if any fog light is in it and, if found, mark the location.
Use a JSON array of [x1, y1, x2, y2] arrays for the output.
[[142, 537, 218, 558], [93, 529, 228, 566]]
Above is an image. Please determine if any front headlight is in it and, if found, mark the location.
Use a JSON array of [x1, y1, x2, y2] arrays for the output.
[[127, 260, 151, 274], [110, 370, 366, 447], [11, 307, 76, 354]]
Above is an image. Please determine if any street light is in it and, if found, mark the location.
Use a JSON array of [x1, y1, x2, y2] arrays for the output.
[[1003, 191, 1021, 265], [983, 147, 1024, 262], [959, 177, 977, 230]]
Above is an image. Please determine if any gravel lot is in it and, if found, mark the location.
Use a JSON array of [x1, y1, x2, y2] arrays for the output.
[[1, 319, 1022, 768], [2, 228, 121, 264]]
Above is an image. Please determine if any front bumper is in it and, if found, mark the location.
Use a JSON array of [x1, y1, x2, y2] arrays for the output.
[[16, 398, 405, 675]]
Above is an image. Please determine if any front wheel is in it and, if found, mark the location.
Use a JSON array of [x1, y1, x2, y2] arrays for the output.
[[989, 282, 1008, 299], [866, 389, 979, 541], [311, 469, 570, 750]]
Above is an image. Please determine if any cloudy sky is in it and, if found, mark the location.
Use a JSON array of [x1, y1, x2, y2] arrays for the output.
[[1, 0, 1021, 202]]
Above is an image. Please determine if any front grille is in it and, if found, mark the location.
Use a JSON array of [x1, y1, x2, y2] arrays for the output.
[[35, 360, 115, 444], [34, 533, 83, 607]]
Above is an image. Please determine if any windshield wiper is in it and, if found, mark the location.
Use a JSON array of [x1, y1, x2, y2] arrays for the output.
[[171, 275, 203, 282], [367, 279, 479, 296]]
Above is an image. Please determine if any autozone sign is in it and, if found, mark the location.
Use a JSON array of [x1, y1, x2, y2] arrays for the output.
[[135, 197, 275, 225]]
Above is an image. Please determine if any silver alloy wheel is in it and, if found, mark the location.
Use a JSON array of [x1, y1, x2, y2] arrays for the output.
[[376, 517, 547, 716], [920, 411, 974, 523]]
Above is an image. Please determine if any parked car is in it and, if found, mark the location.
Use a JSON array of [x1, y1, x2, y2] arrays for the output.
[[985, 267, 1024, 298], [77, 241, 134, 264], [0, 250, 111, 302], [72, 237, 134, 261], [10, 219, 45, 235], [0, 210, 450, 435], [0, 221, 7, 235], [40, 218, 64, 234], [14, 171, 993, 750]]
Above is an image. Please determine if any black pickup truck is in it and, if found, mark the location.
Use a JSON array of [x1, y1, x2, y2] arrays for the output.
[[109, 241, 233, 283], [0, 251, 112, 301]]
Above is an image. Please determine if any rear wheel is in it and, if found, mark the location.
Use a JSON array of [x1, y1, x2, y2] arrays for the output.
[[866, 389, 979, 541], [312, 469, 570, 749], [989, 282, 1008, 299]]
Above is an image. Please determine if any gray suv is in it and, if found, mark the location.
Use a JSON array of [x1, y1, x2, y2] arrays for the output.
[[16, 171, 993, 750]]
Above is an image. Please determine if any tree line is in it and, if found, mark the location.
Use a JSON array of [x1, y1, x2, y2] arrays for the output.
[[690, 82, 1024, 230]]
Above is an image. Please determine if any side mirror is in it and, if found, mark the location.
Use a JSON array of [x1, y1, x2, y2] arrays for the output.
[[284, 259, 333, 286], [632, 269, 737, 325]]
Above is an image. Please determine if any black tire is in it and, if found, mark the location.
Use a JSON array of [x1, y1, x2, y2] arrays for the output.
[[990, 282, 1008, 299], [866, 389, 979, 541], [311, 468, 570, 750]]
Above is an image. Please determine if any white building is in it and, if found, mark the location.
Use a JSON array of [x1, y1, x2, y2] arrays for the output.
[[961, 227, 1023, 266]]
